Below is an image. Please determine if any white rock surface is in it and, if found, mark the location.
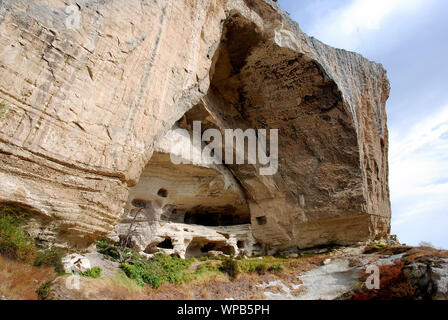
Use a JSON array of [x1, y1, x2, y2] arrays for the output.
[[62, 254, 92, 274]]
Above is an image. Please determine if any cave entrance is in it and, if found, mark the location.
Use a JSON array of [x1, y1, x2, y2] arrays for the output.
[[185, 238, 235, 258], [183, 206, 250, 227], [157, 237, 174, 249]]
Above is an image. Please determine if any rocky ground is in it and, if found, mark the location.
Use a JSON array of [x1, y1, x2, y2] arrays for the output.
[[2, 243, 446, 300]]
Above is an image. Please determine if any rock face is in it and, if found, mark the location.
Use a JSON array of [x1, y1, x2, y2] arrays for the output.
[[0, 0, 390, 252]]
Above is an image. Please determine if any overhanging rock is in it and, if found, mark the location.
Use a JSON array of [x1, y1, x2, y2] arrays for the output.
[[0, 0, 390, 252]]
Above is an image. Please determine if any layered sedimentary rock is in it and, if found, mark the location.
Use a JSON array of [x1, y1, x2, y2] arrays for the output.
[[0, 0, 390, 252]]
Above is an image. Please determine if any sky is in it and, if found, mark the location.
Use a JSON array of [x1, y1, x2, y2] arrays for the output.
[[278, 0, 448, 248]]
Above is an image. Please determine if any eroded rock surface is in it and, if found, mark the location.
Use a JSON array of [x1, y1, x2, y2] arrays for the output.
[[0, 0, 390, 252]]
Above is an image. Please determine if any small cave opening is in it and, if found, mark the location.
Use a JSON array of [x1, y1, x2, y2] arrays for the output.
[[183, 206, 250, 227], [237, 240, 245, 249], [131, 198, 149, 208], [157, 237, 174, 249], [185, 238, 235, 258], [157, 188, 168, 198], [256, 216, 267, 225]]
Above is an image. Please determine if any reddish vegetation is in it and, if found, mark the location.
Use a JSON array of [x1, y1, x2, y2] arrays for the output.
[[353, 261, 417, 300], [402, 247, 448, 264]]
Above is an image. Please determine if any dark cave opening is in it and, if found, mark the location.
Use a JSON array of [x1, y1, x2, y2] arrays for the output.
[[157, 188, 168, 198], [185, 238, 235, 258], [157, 237, 174, 249], [256, 216, 267, 225], [183, 206, 250, 227]]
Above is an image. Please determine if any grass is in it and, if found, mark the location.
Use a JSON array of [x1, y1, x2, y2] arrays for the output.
[[36, 280, 53, 300], [0, 204, 38, 263], [268, 263, 284, 274], [237, 257, 287, 275], [82, 267, 102, 278], [97, 239, 122, 260], [0, 255, 57, 300], [117, 253, 288, 288], [120, 253, 192, 289], [33, 247, 65, 275], [219, 257, 240, 279], [363, 243, 390, 254], [21, 242, 332, 300], [92, 238, 331, 297], [97, 239, 296, 290], [0, 204, 65, 273], [0, 204, 65, 299]]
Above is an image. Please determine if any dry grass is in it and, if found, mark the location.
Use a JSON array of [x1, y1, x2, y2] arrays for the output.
[[50, 271, 147, 300], [0, 255, 56, 300], [0, 246, 333, 300], [49, 253, 331, 300], [49, 264, 290, 300], [402, 246, 448, 264]]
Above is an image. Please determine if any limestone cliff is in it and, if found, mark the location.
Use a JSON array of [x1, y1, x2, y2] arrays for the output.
[[0, 0, 390, 252]]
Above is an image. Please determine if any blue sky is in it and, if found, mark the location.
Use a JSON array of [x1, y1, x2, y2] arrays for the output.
[[278, 0, 448, 248]]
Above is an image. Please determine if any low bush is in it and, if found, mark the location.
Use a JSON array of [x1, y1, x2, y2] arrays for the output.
[[120, 253, 192, 289], [267, 263, 284, 274], [97, 239, 121, 260], [120, 262, 145, 287], [363, 243, 390, 254], [82, 266, 102, 278], [195, 262, 219, 274], [0, 205, 38, 263], [36, 280, 53, 300], [219, 257, 240, 279], [0, 204, 65, 274], [255, 263, 267, 275], [33, 247, 65, 275]]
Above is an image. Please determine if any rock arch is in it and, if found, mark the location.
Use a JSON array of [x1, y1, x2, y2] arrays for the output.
[[0, 0, 390, 252]]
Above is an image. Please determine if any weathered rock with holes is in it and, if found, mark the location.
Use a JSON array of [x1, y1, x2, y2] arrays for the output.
[[0, 0, 390, 252], [109, 220, 260, 259], [62, 253, 91, 274]]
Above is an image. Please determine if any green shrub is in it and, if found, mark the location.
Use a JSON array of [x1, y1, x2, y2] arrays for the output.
[[120, 262, 145, 287], [268, 264, 284, 274], [33, 247, 65, 274], [195, 262, 219, 274], [142, 269, 164, 289], [120, 253, 192, 289], [0, 204, 38, 263], [239, 260, 266, 274], [255, 263, 268, 275], [219, 257, 240, 279], [82, 266, 102, 278], [36, 280, 53, 300], [363, 243, 390, 254], [96, 239, 112, 250], [97, 239, 121, 260]]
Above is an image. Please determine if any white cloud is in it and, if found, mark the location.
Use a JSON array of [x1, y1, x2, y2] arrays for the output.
[[389, 105, 448, 231], [308, 0, 429, 50]]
